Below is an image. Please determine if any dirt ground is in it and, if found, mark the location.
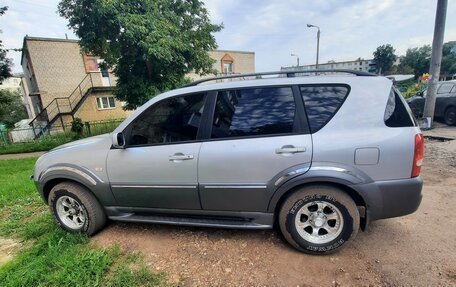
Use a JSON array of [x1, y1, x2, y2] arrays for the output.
[[91, 131, 456, 287]]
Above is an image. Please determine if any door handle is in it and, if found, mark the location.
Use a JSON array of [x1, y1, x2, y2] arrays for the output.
[[275, 146, 306, 154], [169, 153, 194, 162]]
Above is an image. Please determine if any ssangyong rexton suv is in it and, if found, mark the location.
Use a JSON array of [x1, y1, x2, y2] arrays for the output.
[[33, 70, 423, 254]]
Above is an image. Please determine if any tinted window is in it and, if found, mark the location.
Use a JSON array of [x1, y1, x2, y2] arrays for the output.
[[211, 87, 296, 138], [128, 93, 205, 146], [300, 86, 349, 133], [384, 88, 415, 127], [437, 83, 454, 94]]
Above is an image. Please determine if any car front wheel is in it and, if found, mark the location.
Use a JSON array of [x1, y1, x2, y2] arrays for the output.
[[279, 185, 359, 254], [48, 182, 106, 235]]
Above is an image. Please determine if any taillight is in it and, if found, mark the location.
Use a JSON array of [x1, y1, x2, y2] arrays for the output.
[[412, 134, 424, 177]]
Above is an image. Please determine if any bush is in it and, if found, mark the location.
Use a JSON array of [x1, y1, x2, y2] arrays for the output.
[[0, 133, 74, 155], [0, 119, 124, 155], [71, 118, 84, 137]]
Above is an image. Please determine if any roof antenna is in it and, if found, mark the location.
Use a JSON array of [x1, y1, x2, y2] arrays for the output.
[[65, 33, 68, 39]]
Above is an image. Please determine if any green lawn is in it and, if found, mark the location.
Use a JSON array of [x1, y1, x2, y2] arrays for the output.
[[0, 119, 123, 155], [0, 134, 74, 155], [0, 158, 175, 287]]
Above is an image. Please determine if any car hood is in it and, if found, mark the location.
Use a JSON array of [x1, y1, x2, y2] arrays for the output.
[[50, 133, 111, 152]]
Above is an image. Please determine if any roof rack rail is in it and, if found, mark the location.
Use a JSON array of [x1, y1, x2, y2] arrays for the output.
[[183, 69, 377, 87]]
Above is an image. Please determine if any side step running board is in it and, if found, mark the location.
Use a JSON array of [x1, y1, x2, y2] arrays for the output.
[[109, 214, 272, 229]]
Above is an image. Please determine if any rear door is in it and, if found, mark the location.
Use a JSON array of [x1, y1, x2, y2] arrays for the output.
[[198, 86, 312, 212]]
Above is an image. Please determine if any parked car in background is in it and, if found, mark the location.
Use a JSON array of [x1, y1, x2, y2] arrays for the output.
[[407, 80, 456, 125], [33, 70, 423, 254]]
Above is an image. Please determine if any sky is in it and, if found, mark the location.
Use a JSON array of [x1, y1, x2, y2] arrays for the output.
[[1, 0, 455, 74]]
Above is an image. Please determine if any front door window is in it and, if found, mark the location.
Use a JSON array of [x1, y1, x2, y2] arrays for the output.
[[127, 93, 206, 146]]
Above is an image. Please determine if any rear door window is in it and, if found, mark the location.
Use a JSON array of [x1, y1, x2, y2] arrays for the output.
[[210, 87, 296, 139], [300, 85, 350, 133]]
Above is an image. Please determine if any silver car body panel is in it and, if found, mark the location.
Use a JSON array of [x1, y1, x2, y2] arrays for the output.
[[34, 134, 116, 205], [198, 134, 312, 211], [106, 142, 202, 209]]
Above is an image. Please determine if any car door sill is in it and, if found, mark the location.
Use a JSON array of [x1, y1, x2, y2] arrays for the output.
[[105, 206, 274, 229]]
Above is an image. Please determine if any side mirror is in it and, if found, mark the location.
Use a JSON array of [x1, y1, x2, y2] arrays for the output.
[[112, 132, 126, 149]]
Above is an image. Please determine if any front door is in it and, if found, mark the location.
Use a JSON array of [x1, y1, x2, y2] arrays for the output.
[[107, 92, 207, 209], [198, 87, 313, 212]]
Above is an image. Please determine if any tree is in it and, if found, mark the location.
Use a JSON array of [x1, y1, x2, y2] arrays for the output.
[[0, 89, 27, 128], [58, 0, 222, 109], [441, 41, 456, 79], [396, 45, 431, 78], [373, 44, 397, 75], [0, 6, 12, 84]]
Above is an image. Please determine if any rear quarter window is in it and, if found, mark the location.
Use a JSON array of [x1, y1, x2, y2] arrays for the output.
[[384, 88, 416, 127], [300, 85, 350, 133]]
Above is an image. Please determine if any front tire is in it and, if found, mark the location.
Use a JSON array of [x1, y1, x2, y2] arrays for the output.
[[279, 185, 359, 254], [48, 182, 106, 236], [444, 107, 456, 126]]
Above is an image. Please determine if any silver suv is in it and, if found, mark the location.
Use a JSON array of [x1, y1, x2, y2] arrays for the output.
[[33, 70, 424, 254]]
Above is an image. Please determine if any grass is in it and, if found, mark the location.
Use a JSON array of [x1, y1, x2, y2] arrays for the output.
[[0, 158, 39, 207], [0, 158, 176, 287], [0, 119, 124, 155], [0, 134, 74, 155]]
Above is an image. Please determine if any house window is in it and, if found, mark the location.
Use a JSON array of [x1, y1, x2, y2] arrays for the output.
[[96, 96, 116, 109], [223, 62, 233, 73], [220, 53, 235, 74], [85, 56, 100, 72]]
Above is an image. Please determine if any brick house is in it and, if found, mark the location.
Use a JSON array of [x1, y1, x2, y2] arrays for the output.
[[21, 36, 255, 136], [187, 49, 255, 80], [21, 36, 130, 136]]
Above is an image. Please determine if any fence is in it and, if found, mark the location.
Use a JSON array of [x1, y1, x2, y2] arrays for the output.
[[0, 119, 124, 146]]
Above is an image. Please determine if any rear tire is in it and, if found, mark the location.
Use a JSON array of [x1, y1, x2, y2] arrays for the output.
[[48, 182, 106, 236], [279, 185, 359, 254], [444, 107, 456, 126]]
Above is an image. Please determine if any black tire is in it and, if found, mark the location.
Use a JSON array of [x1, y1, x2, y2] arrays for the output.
[[48, 182, 106, 236], [444, 107, 456, 126], [279, 185, 359, 255]]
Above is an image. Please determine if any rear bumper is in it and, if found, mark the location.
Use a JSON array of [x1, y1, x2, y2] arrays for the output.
[[378, 177, 423, 219], [353, 176, 423, 223]]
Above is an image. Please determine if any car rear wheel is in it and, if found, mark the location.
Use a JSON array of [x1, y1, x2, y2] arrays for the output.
[[48, 182, 106, 235], [444, 107, 456, 126], [279, 185, 359, 254]]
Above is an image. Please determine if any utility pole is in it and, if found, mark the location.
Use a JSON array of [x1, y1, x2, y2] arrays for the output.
[[423, 0, 448, 128], [316, 28, 320, 69], [307, 24, 320, 69], [291, 53, 300, 67]]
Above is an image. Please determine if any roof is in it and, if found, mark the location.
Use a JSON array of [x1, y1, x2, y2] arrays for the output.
[[211, 49, 255, 55], [23, 36, 79, 43], [183, 69, 376, 87]]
